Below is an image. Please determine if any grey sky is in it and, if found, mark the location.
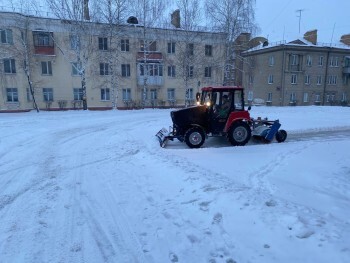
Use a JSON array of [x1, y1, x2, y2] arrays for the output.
[[255, 0, 350, 44], [1, 0, 349, 44]]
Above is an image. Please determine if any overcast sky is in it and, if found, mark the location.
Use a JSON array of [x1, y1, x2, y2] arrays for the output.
[[1, 0, 349, 44], [255, 0, 350, 44]]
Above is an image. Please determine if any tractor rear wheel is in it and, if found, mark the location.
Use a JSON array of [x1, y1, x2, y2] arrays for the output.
[[185, 127, 205, 148], [228, 122, 251, 146]]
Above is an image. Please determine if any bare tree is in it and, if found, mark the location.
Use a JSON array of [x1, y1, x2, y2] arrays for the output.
[[172, 0, 204, 107], [92, 0, 129, 109], [45, 0, 96, 110], [205, 0, 258, 85], [127, 0, 167, 107], [1, 7, 40, 112]]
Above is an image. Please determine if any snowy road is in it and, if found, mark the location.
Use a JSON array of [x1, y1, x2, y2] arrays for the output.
[[0, 107, 350, 263]]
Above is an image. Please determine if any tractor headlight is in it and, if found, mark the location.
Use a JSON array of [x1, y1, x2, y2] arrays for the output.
[[206, 101, 211, 107]]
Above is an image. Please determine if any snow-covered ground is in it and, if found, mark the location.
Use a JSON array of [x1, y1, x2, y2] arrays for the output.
[[0, 106, 350, 263]]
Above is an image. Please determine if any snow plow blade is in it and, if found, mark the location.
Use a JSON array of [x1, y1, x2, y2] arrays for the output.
[[156, 128, 170, 148]]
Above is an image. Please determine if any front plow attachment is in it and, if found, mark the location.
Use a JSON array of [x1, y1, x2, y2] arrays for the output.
[[156, 128, 170, 148]]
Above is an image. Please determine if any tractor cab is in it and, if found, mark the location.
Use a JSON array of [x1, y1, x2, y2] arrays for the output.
[[198, 86, 248, 135]]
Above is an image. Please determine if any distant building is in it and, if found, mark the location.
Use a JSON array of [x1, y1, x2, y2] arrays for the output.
[[242, 30, 350, 106], [0, 11, 227, 112]]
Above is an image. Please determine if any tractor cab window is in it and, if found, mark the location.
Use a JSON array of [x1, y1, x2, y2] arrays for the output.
[[201, 91, 212, 106], [233, 90, 244, 110]]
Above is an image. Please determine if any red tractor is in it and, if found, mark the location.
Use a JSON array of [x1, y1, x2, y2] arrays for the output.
[[156, 86, 287, 148]]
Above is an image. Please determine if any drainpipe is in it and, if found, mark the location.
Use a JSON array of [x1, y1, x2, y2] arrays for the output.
[[322, 47, 331, 105], [280, 45, 286, 106]]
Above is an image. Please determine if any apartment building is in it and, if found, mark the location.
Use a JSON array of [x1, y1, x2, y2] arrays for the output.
[[0, 11, 227, 112], [242, 30, 350, 106]]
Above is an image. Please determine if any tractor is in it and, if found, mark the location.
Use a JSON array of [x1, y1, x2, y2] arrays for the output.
[[156, 86, 287, 148]]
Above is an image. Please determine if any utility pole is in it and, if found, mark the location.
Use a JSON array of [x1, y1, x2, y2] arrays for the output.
[[296, 9, 304, 34]]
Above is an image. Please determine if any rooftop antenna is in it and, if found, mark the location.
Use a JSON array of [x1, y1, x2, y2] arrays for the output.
[[296, 9, 304, 34]]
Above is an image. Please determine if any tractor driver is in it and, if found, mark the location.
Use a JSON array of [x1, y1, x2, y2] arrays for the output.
[[217, 94, 231, 118]]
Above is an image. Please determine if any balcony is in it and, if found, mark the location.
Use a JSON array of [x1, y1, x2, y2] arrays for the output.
[[34, 46, 55, 55], [138, 76, 164, 86], [33, 31, 55, 55], [137, 52, 163, 62], [343, 67, 350, 74]]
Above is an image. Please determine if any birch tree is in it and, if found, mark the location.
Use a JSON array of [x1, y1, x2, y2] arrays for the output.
[[127, 0, 167, 107], [45, 0, 96, 110], [171, 0, 206, 107], [1, 2, 40, 112], [92, 0, 129, 109], [205, 0, 257, 85]]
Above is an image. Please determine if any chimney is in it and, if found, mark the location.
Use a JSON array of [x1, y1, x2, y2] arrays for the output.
[[304, 29, 317, 45], [83, 0, 90, 21], [171, 9, 180, 28], [340, 34, 350, 46]]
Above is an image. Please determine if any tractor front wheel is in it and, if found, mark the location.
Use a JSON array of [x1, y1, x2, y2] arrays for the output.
[[228, 122, 251, 146], [185, 127, 205, 148]]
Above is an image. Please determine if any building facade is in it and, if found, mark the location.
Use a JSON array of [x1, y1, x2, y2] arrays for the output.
[[242, 35, 350, 106], [0, 11, 227, 112]]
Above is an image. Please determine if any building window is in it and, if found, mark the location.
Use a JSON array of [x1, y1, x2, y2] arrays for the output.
[[70, 34, 80, 50], [267, 92, 272, 102], [315, 94, 321, 103], [291, 54, 299, 65], [291, 74, 297, 84], [140, 88, 148, 100], [168, 65, 176, 77], [327, 75, 337, 85], [306, 55, 312, 66], [140, 64, 163, 76], [304, 75, 310, 85], [150, 89, 157, 100], [121, 39, 129, 51], [186, 88, 193, 100], [33, 31, 53, 46], [73, 88, 83, 100], [187, 43, 194, 55], [248, 91, 253, 101], [205, 45, 212, 56], [303, 92, 309, 102], [268, 74, 273, 84], [249, 75, 253, 84], [329, 56, 339, 67], [71, 62, 81, 76], [101, 88, 110, 101], [4, 58, 16, 73], [122, 88, 131, 101], [98, 37, 108, 50], [121, 64, 130, 77], [100, 63, 109, 75], [1, 29, 13, 44], [317, 75, 322, 85], [167, 42, 175, 54], [167, 88, 175, 100], [43, 88, 53, 101], [290, 92, 296, 102], [6, 88, 18, 102], [41, 61, 52, 75], [186, 65, 194, 78], [341, 92, 347, 102], [205, 66, 212, 78], [318, 56, 324, 66], [268, 55, 275, 66]]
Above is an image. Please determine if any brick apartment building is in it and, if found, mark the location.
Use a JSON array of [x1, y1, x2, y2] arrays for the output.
[[242, 30, 350, 106]]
